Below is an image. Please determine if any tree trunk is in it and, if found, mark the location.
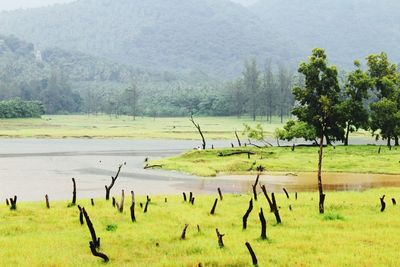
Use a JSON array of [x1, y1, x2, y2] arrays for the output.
[[395, 136, 399, 146], [344, 122, 350, 146], [318, 133, 325, 214], [387, 136, 391, 147]]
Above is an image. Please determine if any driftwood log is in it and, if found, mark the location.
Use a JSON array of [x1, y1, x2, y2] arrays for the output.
[[105, 164, 122, 200]]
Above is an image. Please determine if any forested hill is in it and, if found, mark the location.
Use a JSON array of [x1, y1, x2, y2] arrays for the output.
[[0, 0, 297, 78], [0, 34, 177, 85], [251, 0, 400, 67]]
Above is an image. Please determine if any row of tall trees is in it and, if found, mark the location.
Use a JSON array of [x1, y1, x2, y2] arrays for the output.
[[232, 60, 296, 122], [0, 98, 44, 118], [288, 49, 400, 147]]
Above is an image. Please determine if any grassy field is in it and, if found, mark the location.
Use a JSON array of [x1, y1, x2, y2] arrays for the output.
[[152, 145, 400, 176], [0, 115, 288, 140], [1, 189, 399, 266]]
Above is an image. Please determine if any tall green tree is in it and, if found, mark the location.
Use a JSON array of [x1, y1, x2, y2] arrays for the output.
[[243, 59, 260, 121], [261, 60, 276, 123], [292, 48, 343, 214], [366, 53, 400, 146], [339, 60, 372, 146]]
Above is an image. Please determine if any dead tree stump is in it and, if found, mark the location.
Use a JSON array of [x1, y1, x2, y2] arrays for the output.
[[252, 174, 260, 201], [183, 192, 187, 202], [271, 193, 281, 224], [242, 199, 253, 230], [189, 192, 193, 203], [282, 188, 289, 199], [130, 191, 136, 222], [260, 185, 274, 212], [118, 190, 125, 213], [77, 205, 84, 225], [82, 207, 100, 248], [190, 197, 195, 205], [216, 228, 225, 248], [295, 192, 298, 200], [180, 224, 189, 240], [391, 198, 396, 205], [45, 194, 50, 209], [380, 195, 386, 212], [6, 199, 9, 206], [89, 241, 109, 262], [144, 199, 149, 213], [112, 197, 116, 207], [245, 242, 258, 266], [218, 188, 223, 201], [210, 198, 218, 215], [71, 178, 77, 206], [9, 196, 17, 210], [105, 164, 123, 200], [91, 199, 95, 206], [259, 208, 267, 240]]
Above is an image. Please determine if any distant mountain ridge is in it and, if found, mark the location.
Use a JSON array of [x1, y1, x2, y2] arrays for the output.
[[251, 0, 400, 66], [0, 0, 297, 78]]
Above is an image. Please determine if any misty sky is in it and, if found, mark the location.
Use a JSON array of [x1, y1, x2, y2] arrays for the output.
[[0, 0, 256, 11]]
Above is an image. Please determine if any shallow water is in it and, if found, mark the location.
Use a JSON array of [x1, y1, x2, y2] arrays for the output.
[[0, 139, 398, 201]]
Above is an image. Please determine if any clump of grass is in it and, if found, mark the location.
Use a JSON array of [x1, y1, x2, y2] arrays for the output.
[[106, 224, 118, 232], [323, 213, 345, 221]]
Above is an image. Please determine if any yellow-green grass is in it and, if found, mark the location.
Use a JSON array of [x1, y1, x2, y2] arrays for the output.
[[0, 115, 370, 140], [1, 189, 400, 266], [0, 115, 283, 139], [153, 145, 400, 176]]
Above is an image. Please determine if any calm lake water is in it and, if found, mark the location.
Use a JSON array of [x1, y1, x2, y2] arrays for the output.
[[0, 138, 398, 201]]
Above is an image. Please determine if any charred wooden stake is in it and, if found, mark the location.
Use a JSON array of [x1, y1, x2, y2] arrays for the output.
[[380, 195, 386, 212], [165, 197, 167, 203], [392, 198, 396, 205], [82, 208, 100, 248], [295, 192, 298, 200], [6, 199, 9, 206], [89, 241, 109, 262], [147, 195, 151, 202], [71, 178, 77, 206], [252, 174, 260, 201], [218, 188, 223, 201], [189, 192, 193, 203], [260, 185, 274, 212], [91, 199, 95, 206], [210, 198, 218, 215], [245, 242, 258, 266], [112, 197, 116, 208], [242, 199, 253, 230], [180, 224, 189, 240], [282, 188, 289, 199], [118, 190, 125, 213], [215, 228, 225, 248], [259, 208, 267, 240], [9, 196, 17, 210], [45, 194, 50, 209], [378, 146, 381, 154], [190, 197, 195, 205], [197, 225, 201, 233], [105, 164, 123, 200], [183, 192, 187, 202], [271, 193, 281, 224], [77, 205, 84, 225]]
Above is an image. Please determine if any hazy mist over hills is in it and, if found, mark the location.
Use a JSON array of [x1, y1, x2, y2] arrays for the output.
[[0, 0, 399, 77]]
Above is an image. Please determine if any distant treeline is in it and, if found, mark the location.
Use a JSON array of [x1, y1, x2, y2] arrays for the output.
[[0, 99, 44, 118]]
